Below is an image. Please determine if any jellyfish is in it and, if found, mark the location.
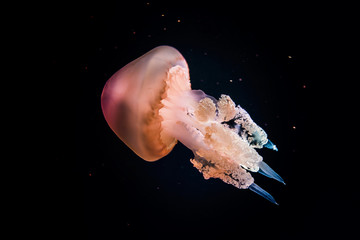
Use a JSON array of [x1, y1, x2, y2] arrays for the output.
[[101, 46, 284, 204]]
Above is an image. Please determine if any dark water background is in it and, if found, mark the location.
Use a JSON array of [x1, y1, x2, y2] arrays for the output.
[[46, 1, 356, 239]]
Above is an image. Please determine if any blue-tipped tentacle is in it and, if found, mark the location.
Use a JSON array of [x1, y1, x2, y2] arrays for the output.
[[258, 161, 285, 185], [264, 139, 278, 151], [249, 183, 278, 205]]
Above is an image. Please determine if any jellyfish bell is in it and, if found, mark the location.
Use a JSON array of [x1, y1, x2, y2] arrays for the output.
[[101, 45, 284, 204], [101, 46, 187, 161]]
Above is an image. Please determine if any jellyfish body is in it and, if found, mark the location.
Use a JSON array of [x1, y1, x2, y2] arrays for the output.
[[101, 46, 284, 204]]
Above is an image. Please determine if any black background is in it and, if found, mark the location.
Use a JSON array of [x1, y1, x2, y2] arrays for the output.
[[46, 1, 357, 239]]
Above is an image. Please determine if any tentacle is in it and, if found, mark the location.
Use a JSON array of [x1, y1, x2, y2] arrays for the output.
[[258, 161, 285, 185], [248, 183, 278, 205], [264, 139, 278, 151]]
